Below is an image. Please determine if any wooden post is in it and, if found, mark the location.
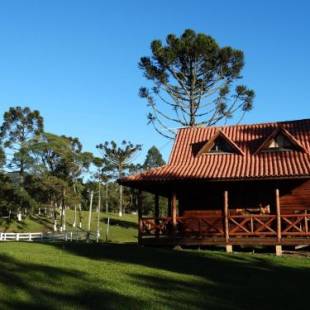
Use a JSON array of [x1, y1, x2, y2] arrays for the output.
[[224, 190, 232, 253], [155, 194, 159, 219], [276, 188, 281, 242], [167, 195, 172, 217], [171, 192, 177, 233], [138, 190, 143, 245], [305, 210, 308, 234], [155, 194, 160, 238], [275, 188, 282, 256]]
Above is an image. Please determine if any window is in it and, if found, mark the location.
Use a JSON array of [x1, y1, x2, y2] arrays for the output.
[[266, 133, 294, 151], [197, 130, 244, 156], [209, 138, 234, 153], [269, 134, 294, 150], [255, 127, 307, 154]]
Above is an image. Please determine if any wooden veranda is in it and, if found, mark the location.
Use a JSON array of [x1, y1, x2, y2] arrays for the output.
[[137, 189, 310, 255]]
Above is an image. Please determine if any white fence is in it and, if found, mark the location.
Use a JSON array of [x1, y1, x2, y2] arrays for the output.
[[0, 232, 43, 241], [0, 231, 97, 242]]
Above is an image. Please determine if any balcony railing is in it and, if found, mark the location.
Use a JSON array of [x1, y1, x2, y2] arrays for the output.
[[140, 213, 310, 239]]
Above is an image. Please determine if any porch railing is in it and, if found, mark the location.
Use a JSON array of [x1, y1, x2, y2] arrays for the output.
[[140, 213, 310, 239]]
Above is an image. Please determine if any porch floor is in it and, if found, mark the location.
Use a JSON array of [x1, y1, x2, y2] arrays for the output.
[[141, 236, 310, 247]]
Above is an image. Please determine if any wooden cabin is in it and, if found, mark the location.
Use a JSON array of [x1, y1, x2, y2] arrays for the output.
[[119, 119, 310, 255]]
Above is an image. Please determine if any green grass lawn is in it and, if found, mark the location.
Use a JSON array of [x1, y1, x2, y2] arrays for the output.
[[0, 242, 309, 309], [1, 214, 310, 309], [0, 211, 138, 243]]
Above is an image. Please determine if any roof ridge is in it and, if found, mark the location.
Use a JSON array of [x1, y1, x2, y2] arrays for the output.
[[176, 118, 310, 132]]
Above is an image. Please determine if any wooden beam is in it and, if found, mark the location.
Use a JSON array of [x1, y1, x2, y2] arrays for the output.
[[171, 192, 177, 232], [155, 194, 160, 238], [138, 190, 143, 245], [224, 190, 229, 244], [275, 188, 281, 243]]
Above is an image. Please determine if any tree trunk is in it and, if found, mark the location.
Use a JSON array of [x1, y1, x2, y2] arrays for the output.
[[119, 184, 123, 217], [73, 204, 77, 228], [60, 202, 63, 231], [17, 209, 22, 222], [60, 188, 66, 231], [73, 183, 77, 228], [189, 60, 196, 126], [105, 183, 109, 214], [88, 191, 94, 232], [96, 182, 101, 242], [19, 160, 24, 185], [63, 206, 66, 231], [79, 203, 82, 228], [53, 202, 57, 232]]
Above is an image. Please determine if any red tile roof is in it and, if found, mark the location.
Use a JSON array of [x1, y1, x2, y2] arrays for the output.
[[120, 119, 310, 184]]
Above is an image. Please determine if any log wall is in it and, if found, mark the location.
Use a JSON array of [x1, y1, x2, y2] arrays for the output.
[[177, 179, 310, 215]]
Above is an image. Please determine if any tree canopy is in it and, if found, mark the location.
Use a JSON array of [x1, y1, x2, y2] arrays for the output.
[[0, 106, 44, 182], [139, 29, 255, 138], [143, 146, 166, 170], [96, 140, 142, 216]]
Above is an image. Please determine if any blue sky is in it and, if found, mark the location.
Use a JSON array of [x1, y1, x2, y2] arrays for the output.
[[0, 0, 309, 162]]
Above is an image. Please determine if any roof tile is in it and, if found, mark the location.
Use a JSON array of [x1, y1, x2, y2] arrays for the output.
[[120, 119, 310, 184]]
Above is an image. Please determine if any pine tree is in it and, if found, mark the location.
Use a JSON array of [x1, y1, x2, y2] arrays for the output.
[[139, 29, 255, 138], [96, 141, 141, 216], [0, 106, 44, 183], [143, 146, 165, 170]]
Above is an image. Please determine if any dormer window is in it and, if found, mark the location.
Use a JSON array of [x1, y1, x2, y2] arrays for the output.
[[197, 130, 244, 156], [209, 138, 234, 153], [255, 127, 307, 154], [265, 133, 294, 151]]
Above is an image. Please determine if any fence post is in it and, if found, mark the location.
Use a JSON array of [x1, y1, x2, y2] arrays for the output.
[[16, 233, 19, 241], [29, 233, 32, 241]]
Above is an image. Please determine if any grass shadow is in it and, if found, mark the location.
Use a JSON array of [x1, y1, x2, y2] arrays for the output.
[[0, 252, 145, 310], [101, 217, 138, 229], [54, 242, 310, 310]]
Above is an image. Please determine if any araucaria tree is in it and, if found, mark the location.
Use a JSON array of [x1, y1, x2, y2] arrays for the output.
[[0, 106, 44, 183], [96, 141, 141, 216], [139, 29, 255, 138]]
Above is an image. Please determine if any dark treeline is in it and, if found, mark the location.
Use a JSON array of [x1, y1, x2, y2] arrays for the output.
[[0, 106, 166, 229]]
